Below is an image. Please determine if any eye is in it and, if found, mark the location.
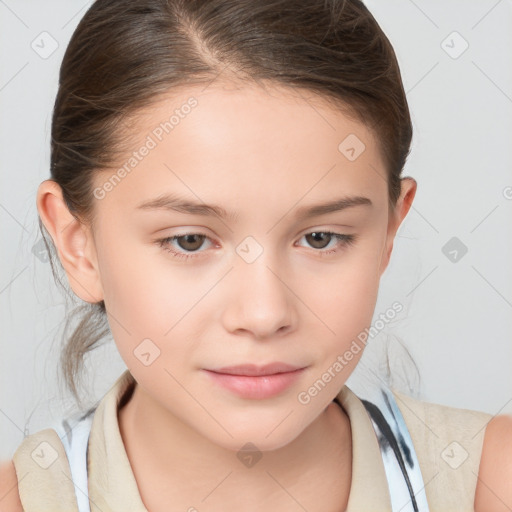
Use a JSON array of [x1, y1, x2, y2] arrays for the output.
[[155, 230, 357, 261], [297, 231, 356, 256], [156, 233, 213, 260]]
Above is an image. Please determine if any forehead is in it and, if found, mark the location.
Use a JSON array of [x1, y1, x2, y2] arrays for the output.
[[92, 81, 387, 216]]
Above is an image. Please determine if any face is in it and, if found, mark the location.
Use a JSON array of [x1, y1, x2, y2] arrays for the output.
[[80, 82, 410, 451]]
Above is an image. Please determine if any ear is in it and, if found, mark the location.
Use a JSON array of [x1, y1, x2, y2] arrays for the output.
[[379, 177, 417, 276], [36, 179, 104, 303]]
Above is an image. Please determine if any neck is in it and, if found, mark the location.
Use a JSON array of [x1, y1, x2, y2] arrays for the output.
[[118, 380, 352, 512]]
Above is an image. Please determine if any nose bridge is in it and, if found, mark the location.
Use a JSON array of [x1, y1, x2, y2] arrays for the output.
[[222, 235, 295, 337]]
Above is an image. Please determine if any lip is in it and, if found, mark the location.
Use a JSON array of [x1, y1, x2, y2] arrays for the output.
[[209, 362, 303, 376], [203, 363, 306, 399]]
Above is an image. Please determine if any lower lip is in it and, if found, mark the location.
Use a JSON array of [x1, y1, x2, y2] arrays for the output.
[[203, 368, 305, 399]]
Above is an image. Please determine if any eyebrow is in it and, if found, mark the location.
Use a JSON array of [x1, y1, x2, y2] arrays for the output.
[[136, 193, 373, 222]]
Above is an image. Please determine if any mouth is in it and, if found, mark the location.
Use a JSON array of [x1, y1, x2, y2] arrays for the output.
[[202, 363, 307, 399], [206, 362, 305, 377]]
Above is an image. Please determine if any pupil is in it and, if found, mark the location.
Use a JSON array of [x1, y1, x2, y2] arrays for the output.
[[180, 234, 203, 251], [308, 232, 330, 249]]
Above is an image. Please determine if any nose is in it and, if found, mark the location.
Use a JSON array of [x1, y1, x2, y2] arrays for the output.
[[221, 251, 297, 340]]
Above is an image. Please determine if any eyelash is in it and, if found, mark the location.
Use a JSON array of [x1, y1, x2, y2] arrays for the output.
[[155, 231, 357, 260]]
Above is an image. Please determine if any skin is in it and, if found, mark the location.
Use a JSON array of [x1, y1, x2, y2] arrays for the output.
[[35, 81, 418, 510], [0, 81, 509, 512]]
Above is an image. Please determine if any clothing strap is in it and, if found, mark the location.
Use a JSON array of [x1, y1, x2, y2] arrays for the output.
[[52, 408, 96, 512], [359, 385, 430, 512]]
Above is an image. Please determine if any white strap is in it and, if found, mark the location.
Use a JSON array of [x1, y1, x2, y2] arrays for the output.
[[52, 409, 95, 512], [360, 386, 430, 511]]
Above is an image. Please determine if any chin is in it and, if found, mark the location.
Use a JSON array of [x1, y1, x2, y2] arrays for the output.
[[202, 412, 310, 454], [213, 430, 300, 455]]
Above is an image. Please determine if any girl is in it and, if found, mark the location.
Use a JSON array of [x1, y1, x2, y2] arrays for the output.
[[1, 0, 511, 510]]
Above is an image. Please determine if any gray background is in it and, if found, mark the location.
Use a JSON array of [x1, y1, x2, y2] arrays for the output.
[[1, 0, 511, 461]]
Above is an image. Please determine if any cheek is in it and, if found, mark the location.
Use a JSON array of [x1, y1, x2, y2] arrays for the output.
[[306, 243, 382, 368], [300, 250, 381, 392], [315, 276, 379, 364], [317, 245, 381, 323], [332, 259, 380, 317], [96, 238, 209, 368]]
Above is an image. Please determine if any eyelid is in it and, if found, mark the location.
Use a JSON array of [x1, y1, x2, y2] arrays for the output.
[[160, 231, 216, 249], [155, 225, 353, 244], [296, 224, 356, 235], [155, 227, 357, 261]]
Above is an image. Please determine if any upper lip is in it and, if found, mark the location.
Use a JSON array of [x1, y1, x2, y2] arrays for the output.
[[206, 363, 305, 376]]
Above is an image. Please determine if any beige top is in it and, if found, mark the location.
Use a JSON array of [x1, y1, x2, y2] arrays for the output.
[[12, 370, 492, 511]]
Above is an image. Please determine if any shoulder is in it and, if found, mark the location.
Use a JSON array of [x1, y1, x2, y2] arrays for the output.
[[392, 388, 493, 433], [474, 413, 512, 511], [8, 427, 77, 511], [0, 459, 23, 512], [392, 391, 512, 510], [391, 388, 493, 442], [390, 389, 495, 509]]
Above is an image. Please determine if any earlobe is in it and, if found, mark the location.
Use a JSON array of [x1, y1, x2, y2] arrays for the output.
[[36, 179, 104, 304]]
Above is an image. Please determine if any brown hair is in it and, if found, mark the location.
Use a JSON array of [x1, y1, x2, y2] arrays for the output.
[[40, 0, 414, 406]]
